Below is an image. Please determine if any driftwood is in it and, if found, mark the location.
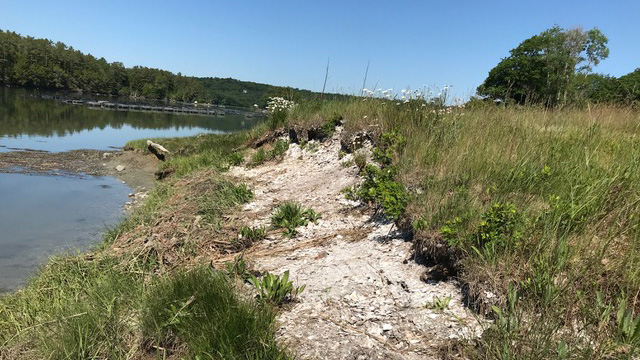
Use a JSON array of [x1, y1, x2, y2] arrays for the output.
[[147, 140, 170, 161]]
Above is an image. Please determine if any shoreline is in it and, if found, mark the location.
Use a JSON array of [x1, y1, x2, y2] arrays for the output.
[[0, 147, 158, 195]]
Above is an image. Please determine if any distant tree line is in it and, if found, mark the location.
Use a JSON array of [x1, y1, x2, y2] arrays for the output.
[[0, 29, 349, 107], [477, 26, 639, 106]]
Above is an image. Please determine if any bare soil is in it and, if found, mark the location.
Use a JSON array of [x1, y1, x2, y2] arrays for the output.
[[0, 148, 158, 192], [229, 128, 483, 359]]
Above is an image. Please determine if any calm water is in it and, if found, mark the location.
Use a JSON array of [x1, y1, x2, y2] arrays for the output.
[[0, 87, 260, 292]]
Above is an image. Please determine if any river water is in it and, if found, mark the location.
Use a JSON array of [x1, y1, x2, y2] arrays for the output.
[[0, 87, 260, 292]]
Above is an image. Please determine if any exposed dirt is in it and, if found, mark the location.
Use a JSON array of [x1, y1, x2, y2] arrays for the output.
[[0, 148, 158, 193], [229, 129, 484, 359]]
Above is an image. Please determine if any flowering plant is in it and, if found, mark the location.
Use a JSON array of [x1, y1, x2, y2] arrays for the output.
[[266, 97, 295, 129]]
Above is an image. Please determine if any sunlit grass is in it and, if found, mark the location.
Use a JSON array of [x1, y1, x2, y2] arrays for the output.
[[290, 98, 640, 358]]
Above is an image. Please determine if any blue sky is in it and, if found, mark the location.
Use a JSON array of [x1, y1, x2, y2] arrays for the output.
[[1, 0, 638, 99]]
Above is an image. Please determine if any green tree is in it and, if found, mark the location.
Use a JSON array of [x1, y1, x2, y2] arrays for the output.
[[478, 26, 609, 106]]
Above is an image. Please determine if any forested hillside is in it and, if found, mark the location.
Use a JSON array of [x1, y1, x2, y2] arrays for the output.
[[0, 30, 347, 107]]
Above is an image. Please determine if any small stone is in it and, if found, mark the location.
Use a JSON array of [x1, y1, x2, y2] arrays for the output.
[[382, 323, 393, 332], [115, 165, 125, 172]]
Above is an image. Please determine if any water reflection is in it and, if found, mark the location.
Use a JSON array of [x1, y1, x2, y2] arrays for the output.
[[0, 87, 261, 152]]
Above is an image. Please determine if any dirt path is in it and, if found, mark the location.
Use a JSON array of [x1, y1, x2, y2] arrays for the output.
[[231, 129, 482, 359]]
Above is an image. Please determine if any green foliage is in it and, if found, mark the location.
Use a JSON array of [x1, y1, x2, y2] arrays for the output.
[[229, 152, 244, 166], [250, 139, 290, 166], [237, 225, 267, 248], [225, 254, 250, 280], [196, 181, 253, 225], [251, 148, 268, 165], [478, 26, 610, 106], [353, 151, 367, 170], [321, 114, 343, 137], [247, 270, 305, 305], [372, 131, 406, 166], [474, 203, 521, 250], [424, 295, 452, 312], [356, 164, 408, 221], [346, 132, 408, 222], [142, 266, 288, 359], [271, 201, 320, 237], [0, 29, 350, 106], [440, 217, 463, 245], [271, 139, 290, 158], [268, 109, 288, 130], [0, 256, 141, 359], [616, 298, 640, 346]]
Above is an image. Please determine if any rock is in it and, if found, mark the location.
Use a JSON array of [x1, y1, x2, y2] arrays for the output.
[[115, 165, 125, 172], [102, 152, 111, 159], [382, 323, 393, 332]]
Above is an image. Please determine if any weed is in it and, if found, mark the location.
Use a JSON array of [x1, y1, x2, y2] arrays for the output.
[[237, 225, 267, 248], [353, 151, 367, 170], [340, 159, 355, 167], [266, 97, 295, 130], [271, 139, 289, 158], [250, 139, 290, 166], [225, 254, 250, 279], [271, 201, 321, 237], [372, 131, 405, 167], [425, 295, 452, 312], [247, 270, 305, 305], [305, 141, 320, 153], [616, 297, 640, 346], [354, 164, 408, 221], [197, 181, 253, 224], [232, 182, 254, 203], [229, 151, 244, 166], [251, 148, 268, 165]]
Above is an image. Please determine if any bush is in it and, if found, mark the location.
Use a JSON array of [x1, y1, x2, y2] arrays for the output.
[[355, 164, 408, 222], [474, 203, 522, 250]]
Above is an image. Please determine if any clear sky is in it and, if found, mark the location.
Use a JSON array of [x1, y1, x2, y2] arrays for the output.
[[1, 0, 638, 99]]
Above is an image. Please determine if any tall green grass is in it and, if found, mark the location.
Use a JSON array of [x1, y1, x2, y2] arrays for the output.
[[142, 266, 288, 359], [290, 99, 640, 358]]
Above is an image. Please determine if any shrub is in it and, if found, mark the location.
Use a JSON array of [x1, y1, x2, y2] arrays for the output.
[[372, 131, 405, 167], [321, 114, 343, 137], [355, 164, 408, 222], [247, 270, 305, 305], [271, 201, 321, 237], [473, 203, 521, 253]]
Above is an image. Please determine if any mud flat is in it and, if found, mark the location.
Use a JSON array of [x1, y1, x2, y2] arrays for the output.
[[0, 147, 158, 192]]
